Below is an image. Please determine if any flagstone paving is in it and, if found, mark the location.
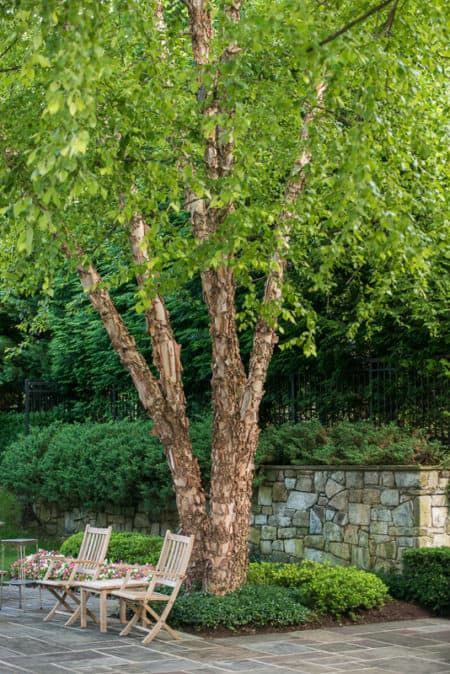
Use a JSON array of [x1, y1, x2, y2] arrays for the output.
[[0, 585, 448, 673]]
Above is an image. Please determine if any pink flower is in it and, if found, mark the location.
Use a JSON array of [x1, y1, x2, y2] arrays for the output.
[[10, 551, 155, 582]]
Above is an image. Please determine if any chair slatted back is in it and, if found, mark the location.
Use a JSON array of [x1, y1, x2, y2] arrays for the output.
[[153, 531, 194, 589], [76, 525, 112, 578]]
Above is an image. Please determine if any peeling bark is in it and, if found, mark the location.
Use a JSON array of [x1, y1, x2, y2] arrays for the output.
[[228, 0, 242, 24], [129, 215, 186, 409], [185, 0, 262, 593], [201, 264, 248, 592], [186, 0, 212, 65]]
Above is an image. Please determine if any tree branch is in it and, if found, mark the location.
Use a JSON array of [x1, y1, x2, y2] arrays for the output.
[[129, 214, 187, 414], [0, 65, 21, 73], [186, 0, 213, 64], [0, 36, 18, 60], [318, 0, 396, 47], [242, 82, 327, 424], [59, 239, 163, 417], [74, 260, 165, 418], [227, 0, 243, 24], [62, 240, 207, 537], [155, 0, 166, 33], [378, 0, 400, 36], [185, 0, 246, 406]]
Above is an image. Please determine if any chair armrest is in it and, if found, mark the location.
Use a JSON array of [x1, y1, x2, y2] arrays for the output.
[[148, 570, 186, 590]]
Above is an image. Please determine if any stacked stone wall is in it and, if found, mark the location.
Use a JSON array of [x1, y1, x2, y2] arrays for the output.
[[34, 501, 177, 538], [251, 466, 450, 570], [33, 465, 449, 571]]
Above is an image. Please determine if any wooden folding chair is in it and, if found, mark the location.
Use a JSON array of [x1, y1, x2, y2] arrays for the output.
[[111, 531, 194, 644], [38, 525, 112, 625]]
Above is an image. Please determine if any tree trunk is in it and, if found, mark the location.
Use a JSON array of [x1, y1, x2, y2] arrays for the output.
[[206, 486, 254, 593], [205, 415, 261, 593], [159, 429, 210, 583]]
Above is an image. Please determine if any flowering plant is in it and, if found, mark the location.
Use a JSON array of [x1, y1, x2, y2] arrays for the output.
[[10, 550, 154, 582]]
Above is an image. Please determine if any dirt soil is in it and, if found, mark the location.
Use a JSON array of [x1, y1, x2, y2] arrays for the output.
[[185, 600, 435, 639]]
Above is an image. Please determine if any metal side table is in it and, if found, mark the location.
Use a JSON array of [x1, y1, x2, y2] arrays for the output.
[[1, 538, 41, 609]]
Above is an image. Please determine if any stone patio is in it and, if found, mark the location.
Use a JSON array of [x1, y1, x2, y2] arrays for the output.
[[0, 585, 448, 674]]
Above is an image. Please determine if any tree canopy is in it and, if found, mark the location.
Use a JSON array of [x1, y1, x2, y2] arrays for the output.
[[1, 1, 448, 330]]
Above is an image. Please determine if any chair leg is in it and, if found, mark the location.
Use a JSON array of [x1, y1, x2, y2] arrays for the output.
[[65, 590, 98, 625], [119, 598, 127, 624], [43, 588, 73, 621], [141, 603, 179, 644], [80, 589, 87, 628], [118, 599, 180, 645], [119, 605, 141, 637], [43, 586, 97, 626], [63, 590, 82, 626], [65, 604, 81, 626]]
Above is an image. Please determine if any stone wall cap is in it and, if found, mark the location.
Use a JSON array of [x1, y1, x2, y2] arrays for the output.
[[259, 464, 443, 471]]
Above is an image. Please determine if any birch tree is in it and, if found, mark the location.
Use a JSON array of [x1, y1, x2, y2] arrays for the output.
[[0, 0, 448, 593]]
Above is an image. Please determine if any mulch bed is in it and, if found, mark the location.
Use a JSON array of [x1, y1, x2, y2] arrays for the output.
[[184, 600, 435, 638]]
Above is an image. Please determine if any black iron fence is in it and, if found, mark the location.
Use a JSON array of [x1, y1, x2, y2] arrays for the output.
[[23, 358, 449, 444], [23, 380, 68, 433], [260, 359, 449, 444], [23, 380, 146, 432]]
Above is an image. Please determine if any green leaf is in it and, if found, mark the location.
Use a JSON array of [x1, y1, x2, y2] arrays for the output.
[[69, 131, 90, 156], [46, 96, 62, 115]]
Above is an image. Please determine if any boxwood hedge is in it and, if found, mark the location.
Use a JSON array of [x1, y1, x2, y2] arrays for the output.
[[248, 561, 389, 617], [60, 530, 164, 565], [402, 547, 450, 615], [171, 584, 311, 630]]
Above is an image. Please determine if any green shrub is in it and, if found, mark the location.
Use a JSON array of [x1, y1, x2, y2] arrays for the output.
[[1, 416, 442, 517], [40, 421, 171, 510], [170, 585, 310, 630], [0, 423, 60, 501], [0, 412, 24, 455], [248, 562, 389, 617], [60, 531, 164, 565], [401, 547, 450, 615], [256, 420, 326, 465], [376, 571, 412, 602], [0, 410, 65, 456], [0, 418, 211, 512], [324, 422, 444, 466], [257, 420, 444, 466]]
